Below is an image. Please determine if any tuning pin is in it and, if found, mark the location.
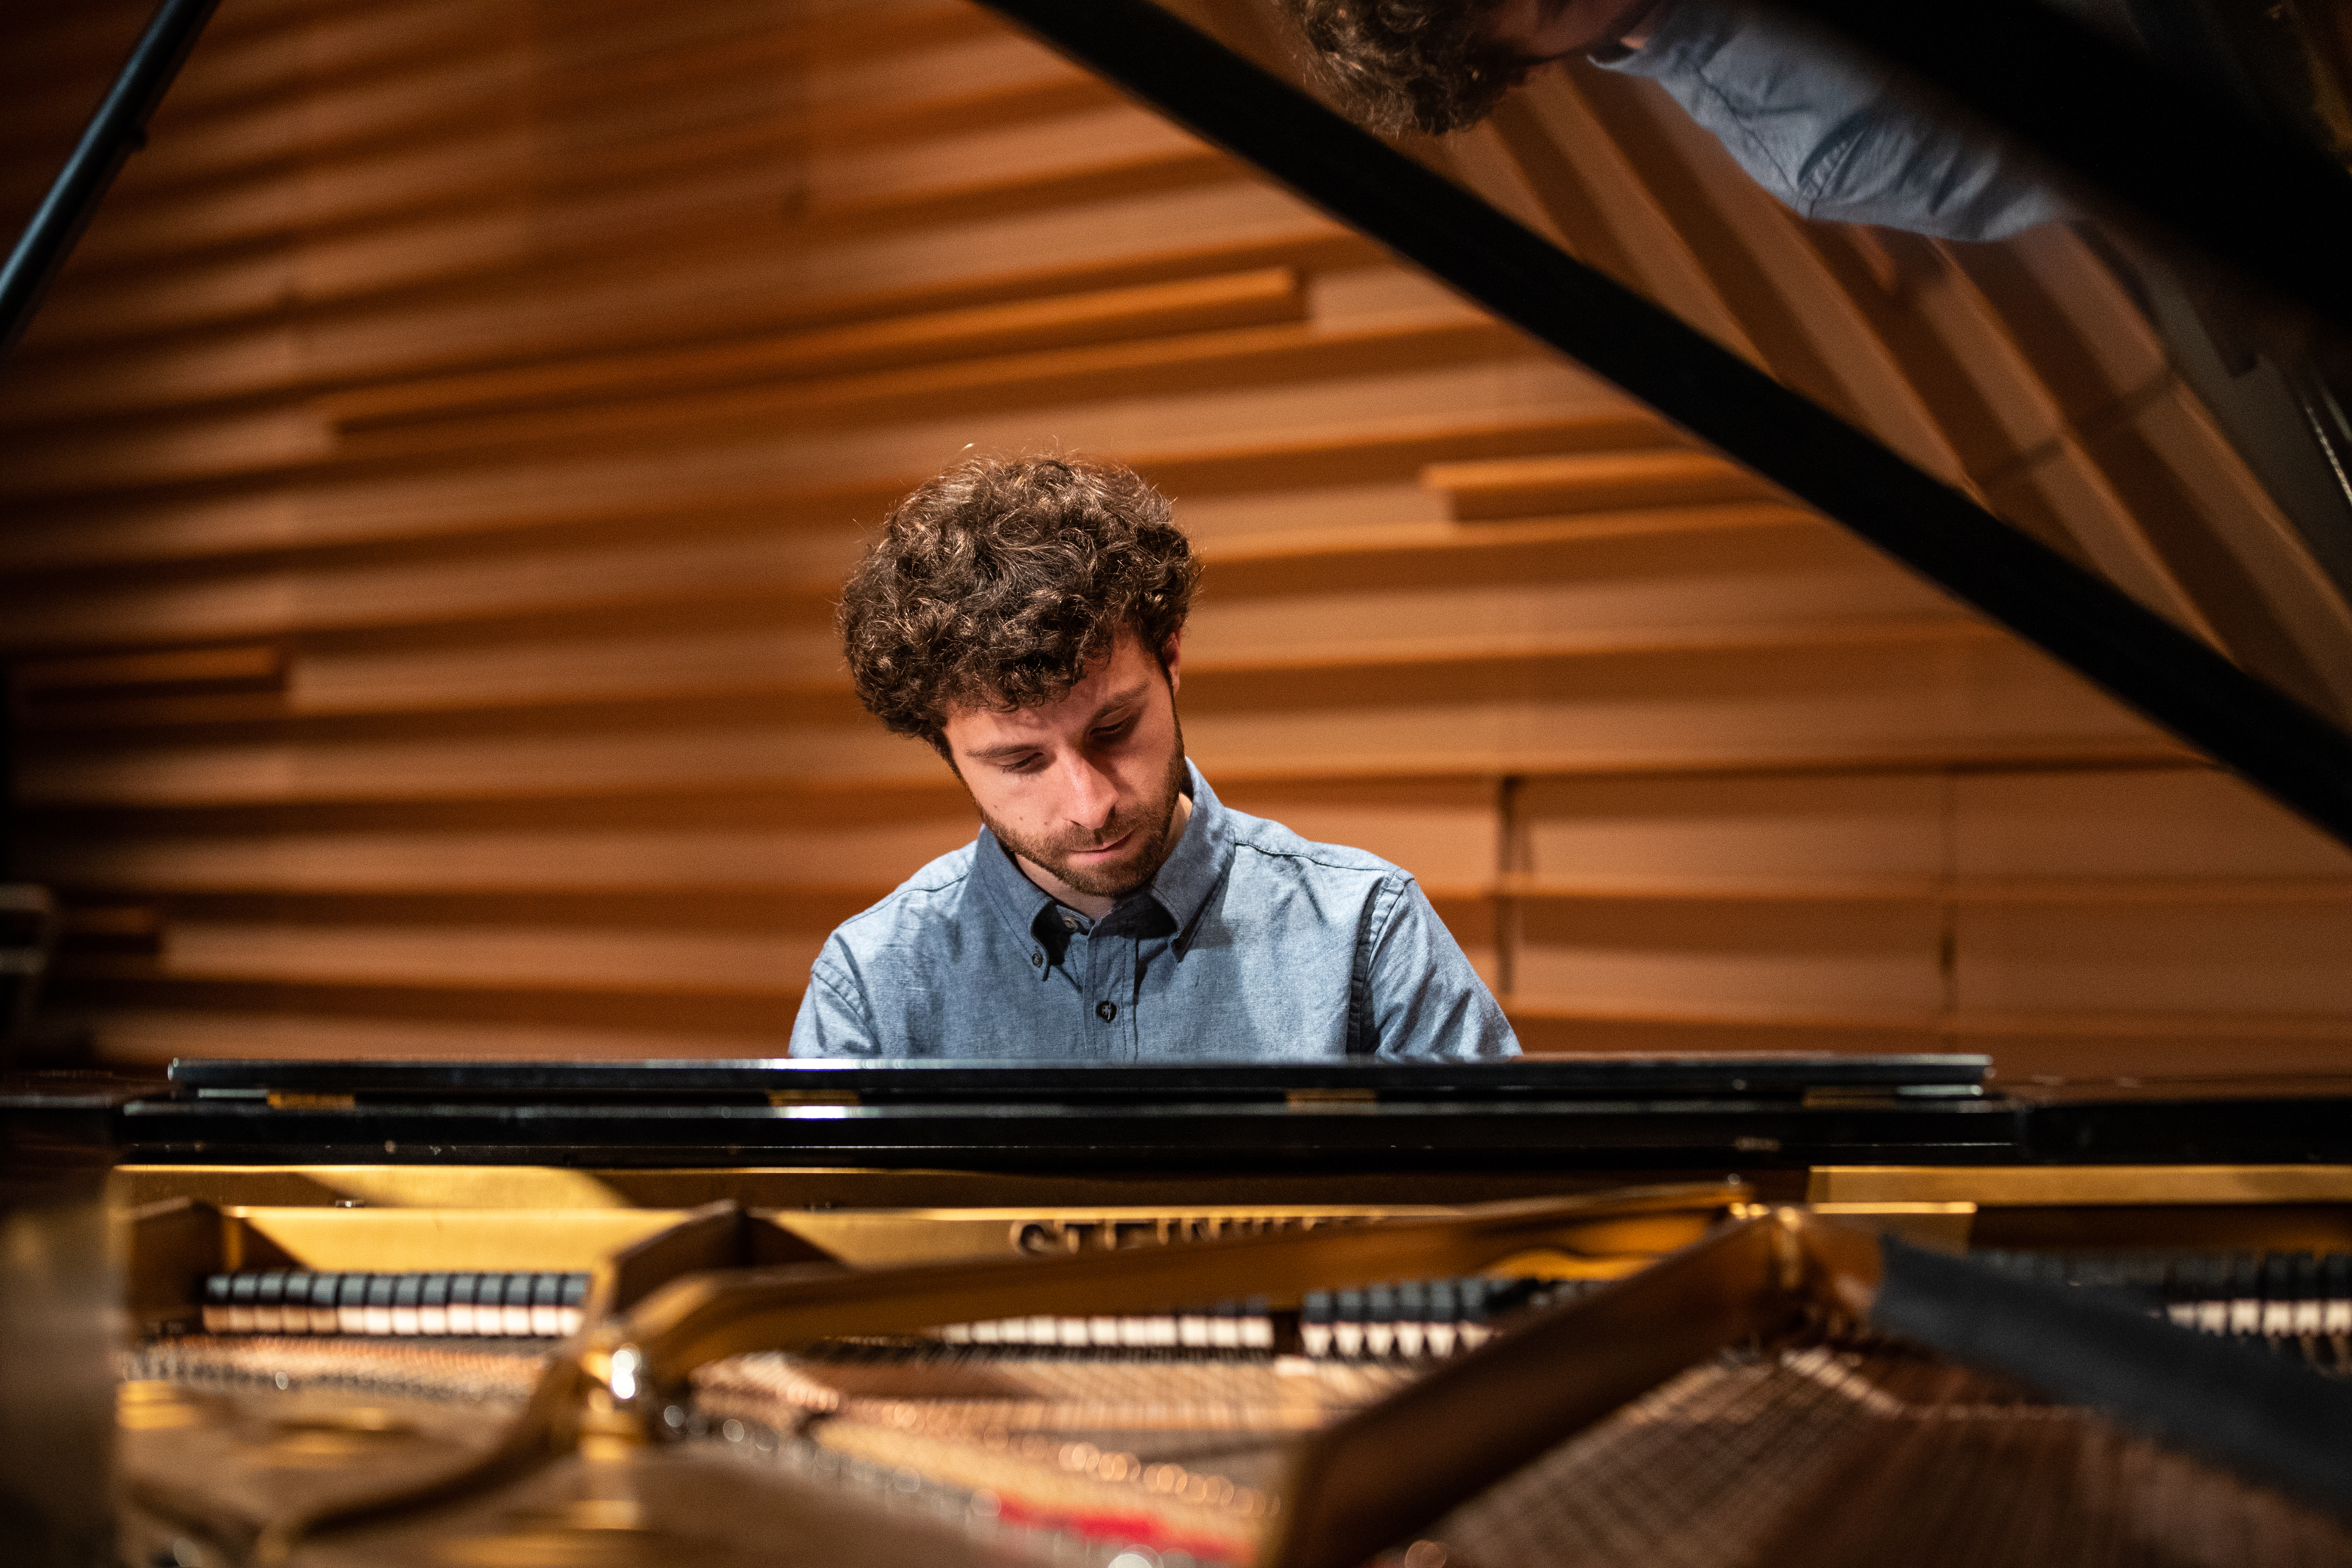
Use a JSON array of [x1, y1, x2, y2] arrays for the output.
[[1395, 1281, 1427, 1357], [1334, 1289, 1366, 1358], [529, 1274, 564, 1337], [1365, 1285, 1396, 1358], [1458, 1278, 1493, 1350], [2324, 1255, 2352, 1335], [1426, 1281, 1458, 1356], [307, 1271, 341, 1335], [1211, 1299, 1243, 1351], [1241, 1295, 1274, 1351], [260, 1270, 292, 1333], [393, 1274, 423, 1335], [1301, 1292, 1335, 1358], [361, 1274, 395, 1336], [202, 1274, 233, 1334], [446, 1274, 478, 1335], [337, 1272, 370, 1335], [227, 1272, 260, 1334]]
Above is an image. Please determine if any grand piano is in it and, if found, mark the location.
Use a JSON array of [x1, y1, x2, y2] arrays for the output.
[[5, 0, 2352, 1564]]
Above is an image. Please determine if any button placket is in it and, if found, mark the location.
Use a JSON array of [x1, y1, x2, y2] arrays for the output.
[[1097, 926, 1140, 1058], [1086, 924, 1124, 1046]]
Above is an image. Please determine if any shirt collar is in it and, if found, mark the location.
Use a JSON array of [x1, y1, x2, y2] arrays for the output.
[[971, 817, 1064, 980], [1139, 760, 1232, 952], [970, 759, 1234, 975]]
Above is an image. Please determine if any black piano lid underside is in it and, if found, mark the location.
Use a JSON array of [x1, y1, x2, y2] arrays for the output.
[[974, 0, 2352, 850]]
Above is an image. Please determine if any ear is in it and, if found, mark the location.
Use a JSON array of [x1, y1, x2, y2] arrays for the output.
[[1159, 627, 1184, 695]]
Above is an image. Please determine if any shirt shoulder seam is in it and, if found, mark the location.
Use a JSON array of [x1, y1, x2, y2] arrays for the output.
[[839, 864, 973, 928], [1228, 836, 1408, 879]]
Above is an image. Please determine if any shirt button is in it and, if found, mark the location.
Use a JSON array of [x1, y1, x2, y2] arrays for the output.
[[1030, 950, 1043, 966], [1062, 916, 1079, 931], [1096, 1001, 1118, 1023]]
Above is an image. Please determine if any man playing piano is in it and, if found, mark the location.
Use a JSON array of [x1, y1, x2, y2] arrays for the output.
[[789, 453, 1519, 1061]]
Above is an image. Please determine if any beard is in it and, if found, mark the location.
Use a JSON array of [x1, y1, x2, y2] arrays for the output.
[[981, 722, 1189, 900]]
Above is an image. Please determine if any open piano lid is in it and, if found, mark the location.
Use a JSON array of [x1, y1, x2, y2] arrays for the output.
[[967, 0, 2352, 849]]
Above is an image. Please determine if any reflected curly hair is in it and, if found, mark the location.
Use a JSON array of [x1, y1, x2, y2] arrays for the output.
[[1274, 0, 1523, 135], [839, 454, 1199, 753]]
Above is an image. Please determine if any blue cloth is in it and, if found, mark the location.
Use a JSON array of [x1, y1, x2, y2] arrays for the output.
[[789, 762, 1519, 1061], [1598, 0, 2067, 241]]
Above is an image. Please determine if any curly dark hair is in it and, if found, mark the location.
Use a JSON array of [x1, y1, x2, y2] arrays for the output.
[[839, 454, 1200, 752], [1274, 0, 1523, 135]]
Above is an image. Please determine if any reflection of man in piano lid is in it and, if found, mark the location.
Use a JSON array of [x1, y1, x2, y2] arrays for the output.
[[1279, 0, 2069, 241], [789, 453, 1518, 1061]]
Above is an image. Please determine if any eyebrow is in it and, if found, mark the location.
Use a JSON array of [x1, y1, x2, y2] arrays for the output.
[[961, 680, 1152, 763]]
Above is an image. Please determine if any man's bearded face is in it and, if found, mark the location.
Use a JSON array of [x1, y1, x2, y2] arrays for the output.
[[977, 719, 1187, 898], [940, 631, 1191, 904]]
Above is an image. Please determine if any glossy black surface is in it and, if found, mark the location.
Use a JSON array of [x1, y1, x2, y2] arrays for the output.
[[164, 1054, 1991, 1099], [113, 1097, 2017, 1170], [1785, 0, 2352, 336], [61, 1058, 2343, 1173], [0, 0, 221, 362]]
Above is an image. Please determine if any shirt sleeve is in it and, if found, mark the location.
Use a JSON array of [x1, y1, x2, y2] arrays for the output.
[[788, 943, 881, 1058], [1602, 0, 2068, 242], [1361, 874, 1521, 1060]]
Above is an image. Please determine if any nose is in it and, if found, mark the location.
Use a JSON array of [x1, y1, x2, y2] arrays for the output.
[[1055, 750, 1118, 835]]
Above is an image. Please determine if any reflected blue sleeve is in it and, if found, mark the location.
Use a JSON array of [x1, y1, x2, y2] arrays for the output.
[[1602, 0, 2068, 242], [1363, 875, 1521, 1061]]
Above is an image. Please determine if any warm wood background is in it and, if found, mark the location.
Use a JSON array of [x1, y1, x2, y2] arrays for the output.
[[3, 0, 2348, 1078]]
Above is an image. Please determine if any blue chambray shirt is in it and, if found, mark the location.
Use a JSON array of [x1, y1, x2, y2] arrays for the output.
[[789, 762, 1519, 1061], [1601, 0, 2068, 242]]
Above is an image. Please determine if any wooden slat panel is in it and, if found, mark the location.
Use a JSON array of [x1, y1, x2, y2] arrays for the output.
[[14, 744, 2194, 820], [49, 885, 889, 929], [12, 644, 288, 703], [3, 515, 1956, 698], [20, 132, 1247, 362], [3, 0, 2341, 1073], [1423, 451, 1775, 519], [318, 268, 1312, 429], [3, 233, 1366, 428], [46, 967, 805, 1036], [0, 315, 1531, 497], [11, 631, 2159, 808], [1497, 875, 2352, 905], [0, 401, 1590, 579]]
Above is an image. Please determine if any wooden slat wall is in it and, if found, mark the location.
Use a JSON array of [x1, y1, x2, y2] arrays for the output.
[[2, 0, 2347, 1077]]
